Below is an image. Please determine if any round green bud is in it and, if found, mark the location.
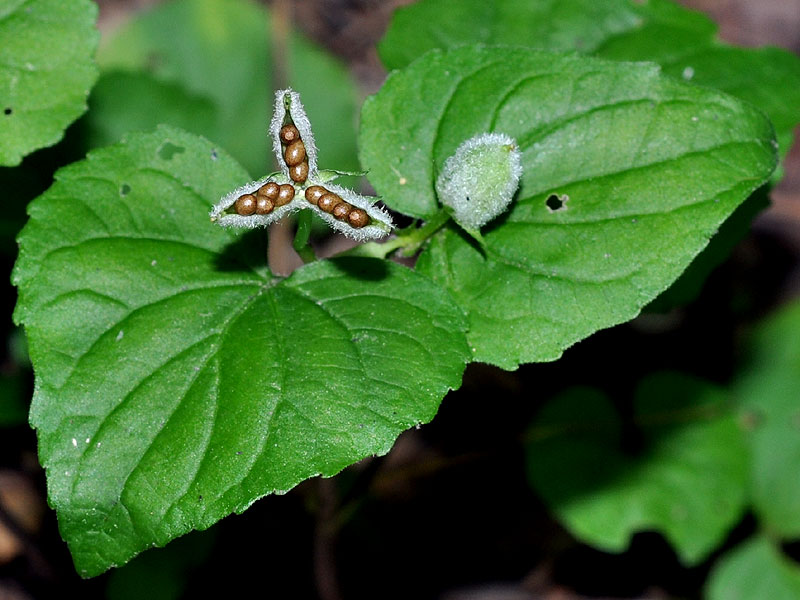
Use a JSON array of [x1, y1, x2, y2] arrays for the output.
[[436, 132, 522, 230]]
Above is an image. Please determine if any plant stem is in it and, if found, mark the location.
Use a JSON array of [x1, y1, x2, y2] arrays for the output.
[[293, 210, 317, 263], [339, 209, 451, 259]]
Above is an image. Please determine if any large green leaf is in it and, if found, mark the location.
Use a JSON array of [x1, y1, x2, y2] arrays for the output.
[[13, 126, 469, 576], [735, 300, 800, 538], [0, 0, 99, 165], [706, 537, 800, 600], [361, 46, 776, 367], [526, 373, 748, 565], [95, 0, 359, 177], [379, 0, 800, 161]]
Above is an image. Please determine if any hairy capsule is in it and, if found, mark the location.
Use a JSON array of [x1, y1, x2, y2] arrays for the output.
[[290, 161, 309, 183], [332, 201, 352, 220], [284, 140, 306, 167], [256, 196, 274, 215], [305, 185, 327, 205], [257, 182, 280, 201], [318, 192, 342, 213], [347, 208, 369, 228], [280, 124, 300, 144], [234, 194, 257, 216], [276, 184, 295, 206]]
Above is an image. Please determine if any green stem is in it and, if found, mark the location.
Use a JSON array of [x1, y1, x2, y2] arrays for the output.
[[293, 210, 316, 263], [339, 209, 451, 259]]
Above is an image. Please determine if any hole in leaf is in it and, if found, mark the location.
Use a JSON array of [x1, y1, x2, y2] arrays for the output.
[[546, 193, 568, 212], [3, 107, 11, 116], [157, 142, 185, 161], [211, 149, 218, 161], [120, 184, 131, 196]]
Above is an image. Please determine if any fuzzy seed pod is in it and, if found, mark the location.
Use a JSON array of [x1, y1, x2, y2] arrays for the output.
[[257, 182, 280, 201], [436, 132, 522, 230], [235, 194, 257, 216], [271, 90, 318, 180], [332, 202, 353, 220], [318, 192, 341, 213], [284, 140, 306, 167], [305, 185, 326, 205], [280, 124, 300, 144], [347, 209, 369, 228], [256, 196, 274, 215], [289, 161, 309, 183], [276, 184, 295, 206]]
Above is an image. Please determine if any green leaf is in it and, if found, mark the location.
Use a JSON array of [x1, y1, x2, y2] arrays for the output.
[[379, 0, 800, 162], [83, 72, 219, 150], [525, 373, 749, 565], [96, 0, 359, 177], [706, 537, 800, 600], [363, 46, 776, 367], [736, 300, 800, 538], [0, 0, 99, 166], [13, 126, 469, 576]]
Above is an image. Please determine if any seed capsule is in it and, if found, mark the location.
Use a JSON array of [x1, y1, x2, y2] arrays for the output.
[[280, 124, 300, 144], [255, 196, 274, 215], [284, 140, 306, 167], [289, 161, 309, 183], [332, 202, 352, 220], [257, 182, 280, 201], [318, 192, 342, 213], [234, 194, 257, 216], [347, 208, 369, 228], [305, 185, 327, 205], [276, 184, 295, 206]]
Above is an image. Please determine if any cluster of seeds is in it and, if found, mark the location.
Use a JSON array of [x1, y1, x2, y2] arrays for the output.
[[233, 181, 295, 216], [280, 124, 309, 184], [304, 185, 369, 228]]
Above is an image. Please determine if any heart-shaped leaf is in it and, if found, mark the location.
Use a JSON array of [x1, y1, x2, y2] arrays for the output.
[[379, 0, 800, 162], [361, 46, 776, 367], [13, 126, 469, 576], [526, 373, 748, 565], [0, 0, 98, 165]]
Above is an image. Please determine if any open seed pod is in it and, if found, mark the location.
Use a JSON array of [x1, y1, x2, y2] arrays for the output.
[[209, 173, 298, 228], [270, 89, 318, 183]]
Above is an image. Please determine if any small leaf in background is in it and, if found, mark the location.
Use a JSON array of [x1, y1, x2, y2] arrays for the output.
[[362, 46, 776, 367], [13, 126, 469, 576], [379, 0, 800, 163], [93, 0, 359, 177], [735, 300, 800, 538], [0, 0, 99, 166], [526, 373, 748, 565], [706, 536, 800, 600]]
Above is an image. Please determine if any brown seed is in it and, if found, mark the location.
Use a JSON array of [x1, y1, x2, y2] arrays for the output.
[[332, 202, 352, 220], [284, 140, 306, 167], [305, 185, 327, 206], [348, 208, 369, 228], [317, 193, 342, 213], [280, 124, 300, 144], [275, 184, 295, 206], [234, 194, 257, 216], [289, 161, 309, 183], [257, 182, 280, 200], [255, 196, 274, 215]]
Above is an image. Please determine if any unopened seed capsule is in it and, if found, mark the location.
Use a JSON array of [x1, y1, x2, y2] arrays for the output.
[[255, 196, 274, 215], [284, 140, 306, 167], [280, 124, 300, 144], [347, 208, 369, 228], [332, 202, 352, 220], [318, 192, 342, 213], [234, 194, 257, 216], [289, 161, 309, 183], [257, 182, 280, 201], [276, 184, 295, 206], [305, 185, 326, 205]]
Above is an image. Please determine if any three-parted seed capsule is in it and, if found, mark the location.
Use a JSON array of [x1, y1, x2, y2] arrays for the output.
[[304, 185, 368, 228], [280, 124, 309, 183]]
